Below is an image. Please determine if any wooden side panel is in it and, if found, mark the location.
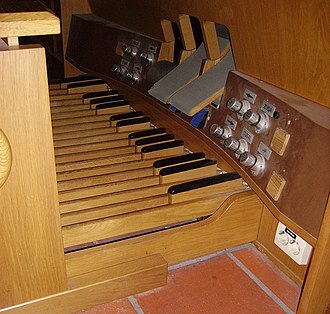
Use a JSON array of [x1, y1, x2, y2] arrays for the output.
[[298, 197, 330, 314], [1, 255, 167, 314], [87, 0, 330, 108], [65, 192, 262, 277], [0, 45, 66, 308]]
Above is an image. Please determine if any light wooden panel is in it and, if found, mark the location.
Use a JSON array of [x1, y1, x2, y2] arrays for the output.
[[0, 44, 66, 308], [0, 254, 167, 314], [298, 197, 330, 314], [0, 11, 60, 37], [62, 194, 230, 247], [65, 192, 262, 277]]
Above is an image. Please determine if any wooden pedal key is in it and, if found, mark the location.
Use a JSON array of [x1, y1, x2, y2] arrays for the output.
[[159, 159, 217, 184], [135, 134, 175, 152], [110, 111, 144, 127], [128, 128, 167, 145], [153, 152, 205, 174]]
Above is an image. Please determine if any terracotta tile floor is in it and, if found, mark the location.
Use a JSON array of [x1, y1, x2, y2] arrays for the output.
[[77, 244, 301, 314]]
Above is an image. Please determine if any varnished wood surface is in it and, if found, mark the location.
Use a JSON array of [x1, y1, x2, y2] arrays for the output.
[[0, 254, 167, 314], [209, 71, 330, 240], [62, 194, 235, 248], [297, 197, 330, 314], [75, 0, 330, 108], [65, 192, 262, 277], [0, 44, 66, 308], [0, 1, 60, 38]]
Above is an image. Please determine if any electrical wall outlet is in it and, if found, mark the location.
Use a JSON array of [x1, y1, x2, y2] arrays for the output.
[[274, 222, 313, 265]]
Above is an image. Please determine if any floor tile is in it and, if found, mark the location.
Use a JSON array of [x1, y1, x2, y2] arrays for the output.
[[233, 246, 301, 312], [76, 297, 135, 314], [135, 254, 286, 314]]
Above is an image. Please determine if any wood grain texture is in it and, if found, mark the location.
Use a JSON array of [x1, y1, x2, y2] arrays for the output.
[[53, 131, 129, 148], [65, 191, 262, 277], [56, 152, 141, 172], [57, 167, 154, 191], [86, 0, 330, 108], [59, 183, 170, 214], [54, 138, 129, 156], [50, 93, 84, 101], [201, 21, 220, 60], [52, 121, 112, 135], [0, 128, 12, 188], [178, 14, 195, 51], [0, 45, 66, 308], [0, 11, 60, 37], [62, 194, 231, 248], [58, 175, 159, 202], [298, 197, 330, 314], [0, 254, 167, 314], [158, 19, 175, 62], [51, 114, 109, 127], [55, 145, 135, 163], [51, 103, 89, 113], [209, 71, 330, 240], [61, 195, 168, 226]]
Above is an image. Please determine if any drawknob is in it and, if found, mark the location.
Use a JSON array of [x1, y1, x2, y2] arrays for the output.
[[209, 124, 232, 140]]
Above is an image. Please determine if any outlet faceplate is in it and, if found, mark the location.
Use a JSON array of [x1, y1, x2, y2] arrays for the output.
[[274, 222, 313, 265]]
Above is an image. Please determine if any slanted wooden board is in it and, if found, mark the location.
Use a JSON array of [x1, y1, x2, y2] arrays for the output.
[[0, 0, 60, 38]]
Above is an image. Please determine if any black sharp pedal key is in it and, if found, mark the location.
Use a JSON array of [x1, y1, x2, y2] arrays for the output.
[[129, 128, 166, 139], [95, 100, 129, 110], [83, 90, 118, 99], [66, 79, 107, 89], [60, 75, 96, 84], [110, 111, 144, 122], [90, 95, 124, 105], [116, 117, 150, 127], [153, 152, 205, 169], [135, 134, 174, 147], [168, 172, 241, 194], [159, 159, 217, 177], [141, 140, 184, 153]]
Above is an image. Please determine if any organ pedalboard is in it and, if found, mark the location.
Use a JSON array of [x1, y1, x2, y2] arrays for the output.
[[48, 75, 249, 252], [48, 70, 330, 260]]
